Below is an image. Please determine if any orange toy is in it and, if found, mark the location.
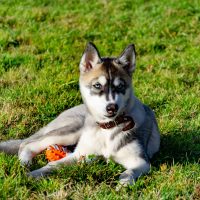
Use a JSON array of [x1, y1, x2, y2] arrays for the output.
[[45, 144, 70, 162]]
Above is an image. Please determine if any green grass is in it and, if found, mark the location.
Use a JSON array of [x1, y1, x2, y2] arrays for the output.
[[0, 0, 200, 199]]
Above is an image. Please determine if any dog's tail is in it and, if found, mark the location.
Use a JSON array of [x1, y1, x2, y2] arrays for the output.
[[0, 139, 23, 155]]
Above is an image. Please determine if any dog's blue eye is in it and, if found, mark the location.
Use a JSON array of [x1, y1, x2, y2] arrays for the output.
[[93, 83, 102, 89], [116, 83, 124, 90]]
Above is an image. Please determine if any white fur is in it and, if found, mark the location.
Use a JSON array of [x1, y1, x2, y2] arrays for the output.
[[79, 81, 133, 123], [27, 121, 150, 185], [14, 43, 160, 187], [17, 88, 158, 187], [98, 75, 107, 86], [19, 133, 81, 165], [80, 84, 110, 122]]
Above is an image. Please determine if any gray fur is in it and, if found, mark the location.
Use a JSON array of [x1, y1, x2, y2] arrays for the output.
[[0, 139, 23, 155], [0, 43, 160, 187], [27, 104, 86, 141], [0, 104, 86, 155], [116, 131, 137, 152], [114, 104, 156, 163]]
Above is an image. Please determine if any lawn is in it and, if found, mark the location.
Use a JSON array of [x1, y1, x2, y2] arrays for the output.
[[0, 0, 200, 199]]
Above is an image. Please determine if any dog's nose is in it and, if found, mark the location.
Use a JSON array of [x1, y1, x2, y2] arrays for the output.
[[106, 103, 118, 115]]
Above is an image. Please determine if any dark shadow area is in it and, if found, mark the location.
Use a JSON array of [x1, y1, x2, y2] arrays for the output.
[[152, 129, 200, 167]]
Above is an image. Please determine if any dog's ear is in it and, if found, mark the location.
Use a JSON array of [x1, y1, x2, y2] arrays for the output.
[[116, 44, 136, 74], [79, 42, 101, 73]]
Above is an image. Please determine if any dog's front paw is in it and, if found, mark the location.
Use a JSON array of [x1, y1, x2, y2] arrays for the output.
[[18, 152, 32, 166], [116, 170, 136, 191], [119, 169, 136, 186]]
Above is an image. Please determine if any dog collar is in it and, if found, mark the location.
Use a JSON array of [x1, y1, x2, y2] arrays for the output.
[[97, 115, 135, 131]]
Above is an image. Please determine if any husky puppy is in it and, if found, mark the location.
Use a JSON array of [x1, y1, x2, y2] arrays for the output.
[[0, 43, 160, 185]]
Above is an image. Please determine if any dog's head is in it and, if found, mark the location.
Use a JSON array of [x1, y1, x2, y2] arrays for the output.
[[79, 42, 136, 123]]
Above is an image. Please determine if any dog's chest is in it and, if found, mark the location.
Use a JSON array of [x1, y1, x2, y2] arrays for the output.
[[78, 126, 120, 158], [98, 129, 117, 158]]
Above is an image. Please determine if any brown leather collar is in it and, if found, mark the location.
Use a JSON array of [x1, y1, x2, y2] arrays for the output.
[[97, 114, 135, 131]]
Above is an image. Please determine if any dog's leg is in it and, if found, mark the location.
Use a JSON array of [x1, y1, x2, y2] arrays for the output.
[[118, 159, 150, 186], [0, 104, 86, 155], [28, 152, 80, 178], [28, 130, 100, 178], [114, 144, 150, 186], [19, 131, 81, 165], [17, 105, 86, 165]]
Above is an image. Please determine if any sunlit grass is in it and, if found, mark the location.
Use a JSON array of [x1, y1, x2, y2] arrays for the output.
[[0, 0, 199, 199]]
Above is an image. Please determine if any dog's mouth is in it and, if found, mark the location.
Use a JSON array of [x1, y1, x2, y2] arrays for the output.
[[104, 110, 122, 119], [104, 107, 125, 119]]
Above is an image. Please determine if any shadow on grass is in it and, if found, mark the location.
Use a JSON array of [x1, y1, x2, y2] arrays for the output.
[[152, 129, 200, 167]]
